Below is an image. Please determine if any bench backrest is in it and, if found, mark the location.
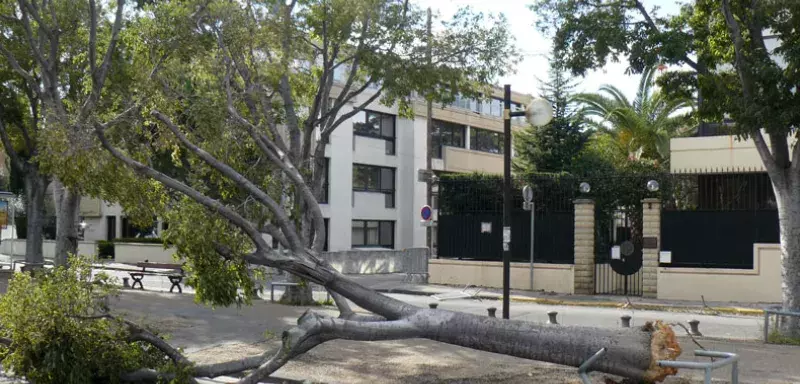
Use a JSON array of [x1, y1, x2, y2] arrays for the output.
[[136, 262, 183, 271]]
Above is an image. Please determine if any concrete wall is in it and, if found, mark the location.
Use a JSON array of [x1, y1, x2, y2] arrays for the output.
[[429, 259, 574, 294], [442, 146, 504, 174], [114, 242, 178, 264], [657, 243, 781, 303], [0, 239, 97, 258], [670, 134, 795, 173], [322, 248, 429, 275]]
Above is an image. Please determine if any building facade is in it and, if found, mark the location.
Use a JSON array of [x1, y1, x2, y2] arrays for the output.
[[78, 87, 532, 253]]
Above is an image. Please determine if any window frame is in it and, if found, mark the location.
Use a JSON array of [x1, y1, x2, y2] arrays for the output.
[[352, 164, 396, 208], [469, 127, 505, 154], [353, 110, 396, 155], [431, 119, 466, 159], [351, 220, 395, 249], [319, 157, 330, 204]]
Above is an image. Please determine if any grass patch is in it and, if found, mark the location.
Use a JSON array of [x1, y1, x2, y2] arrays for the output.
[[768, 328, 800, 345]]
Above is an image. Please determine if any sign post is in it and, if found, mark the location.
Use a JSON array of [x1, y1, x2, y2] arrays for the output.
[[522, 185, 535, 291], [420, 205, 434, 256]]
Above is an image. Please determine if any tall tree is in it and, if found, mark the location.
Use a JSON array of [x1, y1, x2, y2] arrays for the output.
[[513, 51, 591, 174], [575, 65, 695, 164], [0, 0, 130, 266], [533, 0, 800, 334], [60, 0, 682, 382]]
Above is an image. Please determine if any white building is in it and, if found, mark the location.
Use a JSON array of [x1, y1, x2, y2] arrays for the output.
[[78, 87, 532, 252]]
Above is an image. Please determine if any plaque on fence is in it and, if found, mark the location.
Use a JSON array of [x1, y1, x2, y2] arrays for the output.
[[642, 236, 658, 249]]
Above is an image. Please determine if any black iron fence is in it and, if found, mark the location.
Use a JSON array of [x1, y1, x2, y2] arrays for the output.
[[437, 174, 575, 264], [660, 172, 779, 269]]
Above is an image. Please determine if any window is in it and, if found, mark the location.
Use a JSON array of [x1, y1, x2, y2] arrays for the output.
[[323, 218, 329, 252], [353, 110, 396, 155], [121, 216, 158, 238], [353, 164, 395, 208], [431, 120, 466, 158], [320, 158, 330, 204], [470, 127, 504, 154], [351, 220, 394, 248]]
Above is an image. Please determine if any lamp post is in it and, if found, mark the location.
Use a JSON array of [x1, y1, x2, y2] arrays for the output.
[[502, 85, 553, 319]]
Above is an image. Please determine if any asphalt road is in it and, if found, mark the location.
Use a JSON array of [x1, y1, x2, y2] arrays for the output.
[[104, 290, 799, 384]]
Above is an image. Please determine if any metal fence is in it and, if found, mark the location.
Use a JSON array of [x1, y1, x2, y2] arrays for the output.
[[660, 172, 779, 269], [437, 175, 575, 264]]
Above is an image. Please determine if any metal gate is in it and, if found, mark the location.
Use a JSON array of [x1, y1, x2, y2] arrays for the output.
[[594, 205, 644, 296]]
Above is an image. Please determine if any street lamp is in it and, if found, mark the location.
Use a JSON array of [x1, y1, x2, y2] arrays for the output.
[[502, 85, 553, 319]]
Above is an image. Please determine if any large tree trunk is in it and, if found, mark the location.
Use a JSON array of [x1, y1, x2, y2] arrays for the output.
[[775, 183, 800, 336], [22, 168, 46, 266], [280, 210, 317, 306], [52, 179, 81, 267]]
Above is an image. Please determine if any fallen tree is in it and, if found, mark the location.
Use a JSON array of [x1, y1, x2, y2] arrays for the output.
[[1, 0, 683, 382]]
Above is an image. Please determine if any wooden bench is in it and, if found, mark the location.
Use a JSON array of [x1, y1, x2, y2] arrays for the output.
[[129, 262, 185, 293]]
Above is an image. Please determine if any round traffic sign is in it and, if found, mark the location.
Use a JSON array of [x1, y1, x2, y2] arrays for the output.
[[420, 205, 433, 221], [522, 185, 533, 203]]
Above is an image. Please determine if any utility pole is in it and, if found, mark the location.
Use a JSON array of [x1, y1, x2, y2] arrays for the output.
[[425, 7, 434, 255]]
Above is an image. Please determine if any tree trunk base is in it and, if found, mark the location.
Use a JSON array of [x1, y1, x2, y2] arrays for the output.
[[279, 284, 316, 306]]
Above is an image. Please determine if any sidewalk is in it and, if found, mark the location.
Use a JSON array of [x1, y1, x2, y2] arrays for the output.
[[359, 275, 776, 316]]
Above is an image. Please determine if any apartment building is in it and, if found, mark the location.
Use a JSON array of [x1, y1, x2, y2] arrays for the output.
[[77, 86, 532, 252]]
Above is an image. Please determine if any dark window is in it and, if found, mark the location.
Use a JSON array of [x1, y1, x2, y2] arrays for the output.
[[106, 216, 117, 241], [323, 218, 329, 252], [320, 158, 330, 204], [353, 164, 395, 208], [121, 217, 158, 238], [351, 220, 394, 248], [431, 120, 466, 158], [353, 111, 396, 155], [470, 127, 504, 154]]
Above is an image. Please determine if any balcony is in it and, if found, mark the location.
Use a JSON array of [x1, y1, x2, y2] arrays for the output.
[[436, 146, 503, 174]]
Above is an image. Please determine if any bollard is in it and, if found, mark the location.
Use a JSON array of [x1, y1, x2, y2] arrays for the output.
[[487, 307, 497, 318], [620, 315, 632, 328], [429, 302, 438, 309], [122, 277, 130, 288], [547, 311, 559, 325], [688, 319, 702, 336]]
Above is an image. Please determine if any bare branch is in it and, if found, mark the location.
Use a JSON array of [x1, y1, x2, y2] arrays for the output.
[[79, 0, 127, 122], [0, 41, 39, 94], [260, 222, 290, 249], [324, 84, 384, 141]]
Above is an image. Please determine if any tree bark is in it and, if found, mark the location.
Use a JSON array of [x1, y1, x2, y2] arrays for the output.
[[775, 179, 800, 336], [22, 167, 46, 266], [52, 179, 81, 267]]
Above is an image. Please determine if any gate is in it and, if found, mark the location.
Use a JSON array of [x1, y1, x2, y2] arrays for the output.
[[594, 205, 644, 296]]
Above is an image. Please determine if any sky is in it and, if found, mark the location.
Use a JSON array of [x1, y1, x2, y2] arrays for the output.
[[413, 0, 684, 101]]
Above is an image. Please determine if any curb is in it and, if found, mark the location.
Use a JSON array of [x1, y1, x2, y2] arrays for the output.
[[375, 288, 764, 316]]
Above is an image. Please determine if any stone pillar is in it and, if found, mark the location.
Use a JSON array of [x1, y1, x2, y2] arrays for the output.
[[642, 198, 661, 298], [573, 199, 595, 295]]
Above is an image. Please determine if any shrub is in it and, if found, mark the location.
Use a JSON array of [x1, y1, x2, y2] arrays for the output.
[[97, 240, 115, 259], [113, 237, 165, 244], [0, 257, 172, 383]]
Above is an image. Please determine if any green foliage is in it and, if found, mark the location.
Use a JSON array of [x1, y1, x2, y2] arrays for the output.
[[768, 328, 800, 346], [0, 257, 172, 384], [575, 66, 695, 164], [161, 199, 260, 308], [514, 52, 591, 174]]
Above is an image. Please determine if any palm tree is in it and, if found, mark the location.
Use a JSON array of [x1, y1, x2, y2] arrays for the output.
[[575, 66, 695, 163]]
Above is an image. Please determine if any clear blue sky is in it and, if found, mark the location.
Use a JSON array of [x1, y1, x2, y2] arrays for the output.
[[413, 0, 684, 100]]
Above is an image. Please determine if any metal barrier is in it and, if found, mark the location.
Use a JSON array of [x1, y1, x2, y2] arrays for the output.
[[578, 349, 739, 384], [658, 350, 739, 384], [763, 306, 800, 343]]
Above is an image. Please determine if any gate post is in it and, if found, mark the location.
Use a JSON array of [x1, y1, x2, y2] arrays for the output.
[[642, 198, 661, 298], [573, 199, 595, 295]]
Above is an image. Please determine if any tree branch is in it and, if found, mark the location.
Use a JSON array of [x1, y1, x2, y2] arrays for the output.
[[0, 105, 27, 173], [79, 0, 126, 122], [93, 124, 271, 254], [151, 110, 306, 251], [632, 0, 703, 73]]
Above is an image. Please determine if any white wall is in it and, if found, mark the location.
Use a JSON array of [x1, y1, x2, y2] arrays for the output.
[[0, 239, 96, 258], [114, 242, 178, 264]]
